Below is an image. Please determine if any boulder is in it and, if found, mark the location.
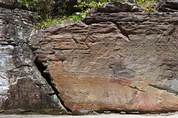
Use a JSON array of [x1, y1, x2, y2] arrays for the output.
[[88, 2, 142, 14], [30, 12, 178, 113], [156, 0, 178, 12], [0, 6, 67, 114]]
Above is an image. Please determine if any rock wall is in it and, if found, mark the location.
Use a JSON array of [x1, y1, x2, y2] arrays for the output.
[[0, 1, 67, 114], [30, 12, 178, 114], [1, 0, 178, 115]]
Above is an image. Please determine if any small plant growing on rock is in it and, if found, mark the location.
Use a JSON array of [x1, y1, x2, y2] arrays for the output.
[[37, 14, 81, 29], [137, 0, 156, 12], [33, 38, 37, 43], [74, 1, 106, 20]]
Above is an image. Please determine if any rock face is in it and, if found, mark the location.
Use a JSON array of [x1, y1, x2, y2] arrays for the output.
[[30, 12, 178, 113], [1, 0, 178, 115], [0, 1, 67, 114], [156, 0, 178, 12], [88, 2, 141, 13]]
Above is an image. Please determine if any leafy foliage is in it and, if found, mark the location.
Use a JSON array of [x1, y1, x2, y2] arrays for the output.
[[137, 0, 156, 12], [19, 0, 68, 19], [19, 0, 161, 29], [35, 14, 81, 29], [74, 1, 106, 20]]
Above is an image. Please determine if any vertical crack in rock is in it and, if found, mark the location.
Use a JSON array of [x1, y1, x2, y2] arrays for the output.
[[112, 21, 131, 41], [116, 26, 130, 40], [34, 58, 72, 113], [83, 19, 130, 42]]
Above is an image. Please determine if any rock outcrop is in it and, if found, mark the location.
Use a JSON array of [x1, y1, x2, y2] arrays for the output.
[[1, 0, 178, 115], [156, 0, 178, 12], [88, 2, 142, 13], [0, 0, 67, 114], [30, 12, 178, 114]]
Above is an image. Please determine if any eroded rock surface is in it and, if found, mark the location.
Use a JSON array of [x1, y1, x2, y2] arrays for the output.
[[156, 0, 178, 12], [30, 12, 178, 113], [88, 2, 142, 13], [0, 1, 67, 114]]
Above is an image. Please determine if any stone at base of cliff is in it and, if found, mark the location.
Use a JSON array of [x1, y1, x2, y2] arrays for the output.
[[2, 109, 67, 115]]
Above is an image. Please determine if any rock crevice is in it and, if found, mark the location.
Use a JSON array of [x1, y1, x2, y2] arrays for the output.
[[0, 0, 68, 114], [2, 0, 178, 115], [34, 58, 72, 113]]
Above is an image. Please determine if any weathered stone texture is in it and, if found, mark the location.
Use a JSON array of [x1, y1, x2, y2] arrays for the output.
[[30, 12, 178, 113], [156, 0, 178, 12], [88, 2, 142, 13], [0, 5, 66, 113]]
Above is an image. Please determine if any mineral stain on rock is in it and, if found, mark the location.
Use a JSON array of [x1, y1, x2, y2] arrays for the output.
[[29, 11, 178, 113], [109, 63, 136, 79], [2, 0, 178, 115]]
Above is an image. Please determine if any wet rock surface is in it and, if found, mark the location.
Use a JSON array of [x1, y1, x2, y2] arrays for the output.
[[30, 12, 178, 114]]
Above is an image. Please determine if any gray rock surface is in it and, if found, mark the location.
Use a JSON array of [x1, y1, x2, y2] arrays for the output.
[[0, 1, 67, 114], [0, 114, 177, 118], [156, 0, 178, 12], [2, 0, 178, 115], [88, 2, 142, 14]]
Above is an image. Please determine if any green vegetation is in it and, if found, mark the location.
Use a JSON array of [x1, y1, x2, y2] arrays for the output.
[[74, 1, 107, 20], [37, 15, 81, 29], [19, 0, 161, 29], [19, 0, 52, 18], [0, 110, 4, 115], [137, 0, 156, 12]]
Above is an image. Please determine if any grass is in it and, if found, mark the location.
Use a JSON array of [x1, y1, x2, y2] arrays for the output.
[[35, 14, 82, 30], [137, 0, 156, 12]]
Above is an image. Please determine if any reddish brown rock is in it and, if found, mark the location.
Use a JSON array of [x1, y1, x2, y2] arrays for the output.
[[30, 12, 178, 114]]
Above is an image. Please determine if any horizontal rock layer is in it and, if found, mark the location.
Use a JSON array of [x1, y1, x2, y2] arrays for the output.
[[157, 0, 178, 12], [30, 12, 178, 113]]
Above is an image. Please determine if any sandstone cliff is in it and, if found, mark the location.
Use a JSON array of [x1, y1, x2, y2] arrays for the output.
[[30, 11, 178, 114], [1, 0, 178, 115]]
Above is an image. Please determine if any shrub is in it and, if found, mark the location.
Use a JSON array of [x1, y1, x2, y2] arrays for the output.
[[74, 1, 106, 20]]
